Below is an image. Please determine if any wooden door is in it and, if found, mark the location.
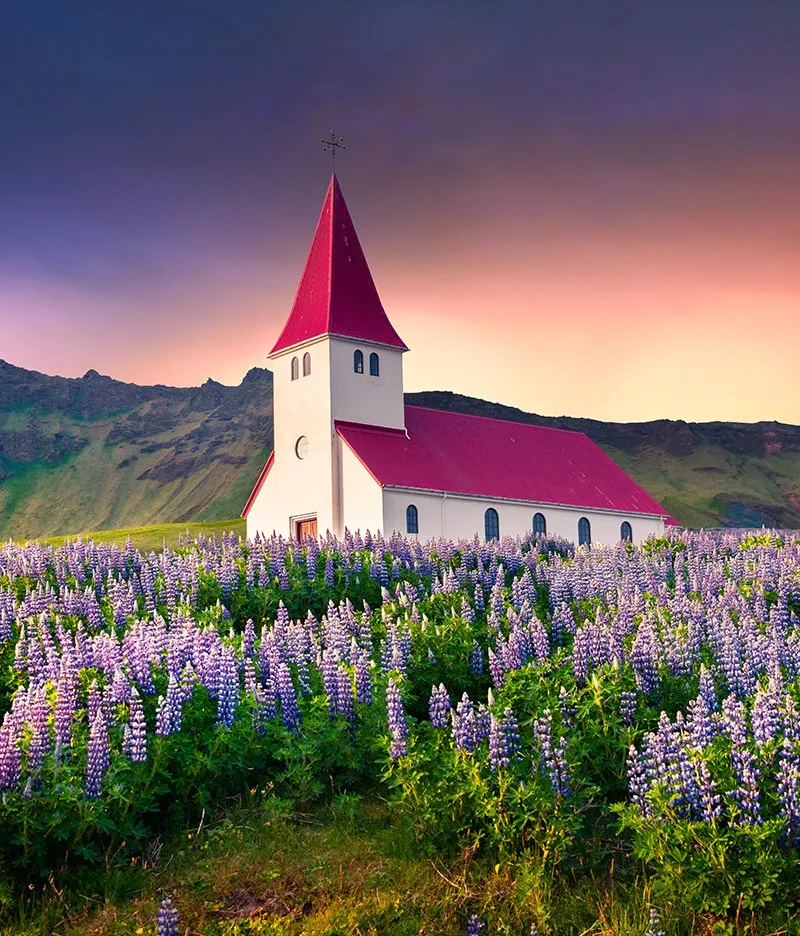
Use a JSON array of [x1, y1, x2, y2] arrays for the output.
[[295, 518, 317, 539]]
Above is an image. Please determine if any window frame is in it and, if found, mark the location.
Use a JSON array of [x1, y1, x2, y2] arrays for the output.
[[290, 357, 299, 381], [406, 504, 418, 535], [532, 512, 547, 536], [369, 352, 380, 377], [578, 516, 591, 547], [484, 507, 500, 541], [302, 352, 311, 376], [354, 349, 364, 374], [620, 521, 633, 543]]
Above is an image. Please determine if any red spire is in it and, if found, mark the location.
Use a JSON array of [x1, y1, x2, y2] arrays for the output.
[[269, 175, 408, 355]]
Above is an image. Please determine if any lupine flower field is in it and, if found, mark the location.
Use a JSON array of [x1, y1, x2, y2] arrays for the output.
[[2, 528, 800, 931]]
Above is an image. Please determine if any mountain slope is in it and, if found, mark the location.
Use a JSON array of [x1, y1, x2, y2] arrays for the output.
[[1, 360, 798, 539]]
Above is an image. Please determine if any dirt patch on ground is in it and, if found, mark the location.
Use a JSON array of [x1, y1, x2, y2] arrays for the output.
[[216, 872, 315, 921]]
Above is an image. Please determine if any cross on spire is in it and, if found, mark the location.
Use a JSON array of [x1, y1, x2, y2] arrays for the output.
[[321, 130, 346, 170]]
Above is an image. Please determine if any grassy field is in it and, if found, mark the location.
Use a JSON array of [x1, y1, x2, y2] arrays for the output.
[[18, 518, 246, 553], [0, 793, 684, 936]]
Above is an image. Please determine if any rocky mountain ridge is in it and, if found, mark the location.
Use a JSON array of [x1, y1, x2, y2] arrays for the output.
[[1, 360, 799, 538]]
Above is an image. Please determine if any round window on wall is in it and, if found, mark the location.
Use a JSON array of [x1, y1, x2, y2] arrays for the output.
[[295, 436, 309, 460]]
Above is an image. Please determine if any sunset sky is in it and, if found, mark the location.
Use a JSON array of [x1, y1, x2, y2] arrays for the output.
[[2, 1, 800, 423]]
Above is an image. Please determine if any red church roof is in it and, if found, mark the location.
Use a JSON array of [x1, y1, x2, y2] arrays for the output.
[[270, 175, 408, 355], [336, 406, 674, 519]]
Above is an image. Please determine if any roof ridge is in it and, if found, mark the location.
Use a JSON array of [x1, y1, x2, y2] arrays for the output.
[[404, 404, 588, 439]]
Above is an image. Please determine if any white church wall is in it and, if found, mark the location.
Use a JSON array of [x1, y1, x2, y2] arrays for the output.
[[249, 337, 337, 538], [382, 488, 665, 546], [329, 337, 405, 430], [339, 439, 384, 535]]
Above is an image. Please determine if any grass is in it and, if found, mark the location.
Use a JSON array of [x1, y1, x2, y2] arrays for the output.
[[6, 792, 797, 936], [17, 518, 245, 554]]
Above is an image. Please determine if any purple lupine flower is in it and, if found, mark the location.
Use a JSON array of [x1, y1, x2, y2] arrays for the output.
[[627, 743, 651, 817], [489, 712, 513, 771], [777, 738, 800, 847], [619, 690, 637, 726], [645, 908, 665, 936], [469, 639, 483, 674], [354, 647, 372, 706], [466, 914, 486, 936], [428, 683, 451, 728], [487, 647, 505, 688], [692, 755, 722, 822], [722, 696, 761, 825], [26, 685, 51, 776], [242, 618, 256, 658], [275, 661, 302, 733], [475, 704, 491, 745], [558, 685, 576, 729], [0, 706, 23, 791], [155, 674, 184, 736], [156, 897, 179, 936], [630, 620, 660, 696], [216, 647, 239, 728], [386, 676, 408, 758], [123, 688, 148, 763], [336, 665, 355, 722], [85, 710, 110, 798], [534, 708, 570, 797], [322, 648, 339, 718], [752, 685, 781, 746], [452, 693, 477, 752]]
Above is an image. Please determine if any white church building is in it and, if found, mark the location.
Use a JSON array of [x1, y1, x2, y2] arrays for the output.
[[243, 175, 673, 545]]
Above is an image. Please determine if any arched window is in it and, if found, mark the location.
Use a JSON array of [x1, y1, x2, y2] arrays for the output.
[[620, 521, 633, 543], [578, 517, 591, 547], [369, 352, 380, 376], [532, 512, 547, 536], [290, 357, 299, 381], [484, 507, 499, 541], [406, 504, 418, 535], [354, 349, 364, 374], [302, 352, 311, 376]]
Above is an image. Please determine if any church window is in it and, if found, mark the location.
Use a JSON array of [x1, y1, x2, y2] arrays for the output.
[[369, 352, 379, 376], [578, 517, 591, 547], [302, 352, 311, 376], [484, 507, 499, 541], [406, 504, 418, 534], [533, 512, 546, 536], [354, 350, 364, 374], [620, 521, 633, 542], [290, 357, 299, 380]]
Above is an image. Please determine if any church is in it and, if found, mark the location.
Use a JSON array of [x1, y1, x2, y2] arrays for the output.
[[242, 175, 673, 545]]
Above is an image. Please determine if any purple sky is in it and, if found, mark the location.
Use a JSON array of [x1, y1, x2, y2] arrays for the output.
[[3, 2, 800, 421]]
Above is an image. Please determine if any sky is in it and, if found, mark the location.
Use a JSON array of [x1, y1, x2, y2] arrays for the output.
[[2, 1, 800, 424]]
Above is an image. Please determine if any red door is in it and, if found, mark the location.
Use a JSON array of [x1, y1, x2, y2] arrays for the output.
[[295, 518, 317, 539]]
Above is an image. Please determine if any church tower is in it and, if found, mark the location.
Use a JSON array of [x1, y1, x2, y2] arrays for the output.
[[246, 174, 408, 538]]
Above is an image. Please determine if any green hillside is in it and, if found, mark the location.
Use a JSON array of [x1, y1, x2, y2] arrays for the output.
[[1, 359, 799, 540]]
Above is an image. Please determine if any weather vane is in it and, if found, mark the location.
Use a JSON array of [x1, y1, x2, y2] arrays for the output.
[[321, 130, 346, 170]]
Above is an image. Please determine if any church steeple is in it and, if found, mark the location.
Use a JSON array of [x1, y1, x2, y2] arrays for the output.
[[269, 174, 408, 356]]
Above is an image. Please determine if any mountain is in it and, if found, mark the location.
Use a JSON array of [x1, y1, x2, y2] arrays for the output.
[[1, 359, 799, 539]]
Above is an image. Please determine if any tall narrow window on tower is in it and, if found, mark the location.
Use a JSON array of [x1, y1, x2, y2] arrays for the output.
[[485, 508, 499, 541], [302, 352, 311, 376], [578, 517, 591, 546], [290, 357, 299, 381], [369, 352, 379, 376], [354, 349, 364, 374], [406, 504, 418, 534]]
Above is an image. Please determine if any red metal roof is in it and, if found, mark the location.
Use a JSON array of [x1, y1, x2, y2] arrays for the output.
[[336, 406, 674, 519], [270, 175, 408, 355], [241, 451, 274, 519]]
